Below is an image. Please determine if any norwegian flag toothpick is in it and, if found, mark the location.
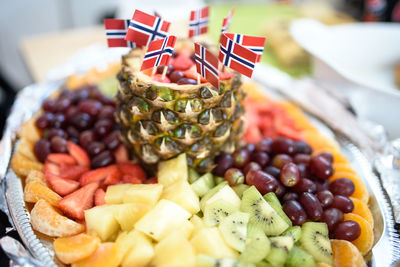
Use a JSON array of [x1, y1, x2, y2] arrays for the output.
[[104, 19, 136, 48], [125, 9, 171, 48], [224, 33, 266, 62], [219, 33, 258, 78], [221, 7, 235, 33], [140, 35, 177, 71], [189, 6, 210, 38], [194, 43, 220, 89]]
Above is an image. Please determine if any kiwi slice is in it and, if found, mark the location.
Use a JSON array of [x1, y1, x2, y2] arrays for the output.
[[219, 211, 249, 252], [191, 173, 215, 197], [200, 181, 228, 210], [196, 254, 256, 267], [256, 261, 272, 267], [204, 199, 239, 226], [189, 167, 201, 184], [263, 193, 292, 228], [265, 236, 294, 267], [239, 223, 270, 263], [300, 222, 333, 265], [282, 226, 302, 243], [285, 246, 317, 267], [200, 183, 241, 211], [214, 176, 225, 185], [240, 186, 289, 236], [232, 184, 250, 198]]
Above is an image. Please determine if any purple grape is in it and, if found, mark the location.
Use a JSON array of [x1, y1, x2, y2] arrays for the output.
[[79, 130, 96, 148], [315, 179, 331, 192], [51, 113, 67, 129], [246, 170, 278, 195], [55, 97, 72, 112], [104, 131, 121, 150], [316, 190, 334, 208], [35, 113, 54, 130], [331, 195, 354, 213], [98, 106, 115, 120], [214, 153, 234, 177], [33, 139, 51, 162], [282, 192, 299, 202], [272, 137, 297, 155], [70, 113, 93, 130], [91, 150, 115, 169], [87, 142, 106, 157], [177, 78, 197, 85], [251, 152, 270, 167], [42, 99, 57, 112], [275, 182, 286, 198], [255, 138, 273, 154], [65, 106, 78, 122], [294, 141, 312, 154], [75, 87, 90, 101], [264, 166, 280, 178], [272, 154, 292, 169], [297, 164, 310, 178], [233, 149, 251, 168], [66, 126, 80, 139], [94, 119, 114, 137], [224, 168, 245, 186], [50, 136, 68, 153], [299, 192, 323, 221], [293, 154, 310, 165], [329, 178, 355, 197], [293, 178, 316, 193], [321, 208, 343, 230], [243, 162, 261, 175], [244, 143, 256, 153], [319, 152, 333, 164], [78, 99, 102, 117], [283, 200, 308, 226], [169, 70, 184, 83], [334, 221, 361, 241], [46, 128, 67, 140], [309, 155, 333, 180], [280, 163, 300, 187]]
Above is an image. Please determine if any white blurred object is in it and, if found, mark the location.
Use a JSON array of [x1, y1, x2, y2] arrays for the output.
[[290, 19, 400, 139]]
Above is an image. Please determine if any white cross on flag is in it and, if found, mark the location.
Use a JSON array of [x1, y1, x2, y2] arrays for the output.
[[224, 33, 266, 62], [194, 43, 220, 89], [189, 7, 210, 38], [141, 36, 177, 71], [104, 19, 136, 48]]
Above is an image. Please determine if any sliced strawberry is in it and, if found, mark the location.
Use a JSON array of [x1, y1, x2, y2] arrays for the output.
[[94, 188, 106, 206], [43, 161, 60, 176], [118, 163, 147, 181], [171, 54, 194, 71], [80, 165, 118, 186], [59, 182, 99, 220], [143, 177, 158, 184], [103, 167, 122, 186], [219, 71, 235, 80], [114, 145, 130, 163], [122, 175, 142, 184], [47, 153, 77, 166], [183, 69, 207, 83], [153, 74, 171, 83], [46, 173, 80, 196], [67, 141, 90, 168], [59, 163, 90, 181]]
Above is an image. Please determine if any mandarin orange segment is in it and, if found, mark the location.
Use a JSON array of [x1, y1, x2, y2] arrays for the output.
[[330, 172, 369, 203], [16, 138, 37, 161], [25, 170, 46, 185], [54, 233, 100, 264], [332, 164, 358, 176], [343, 213, 374, 255], [24, 180, 61, 207], [72, 242, 119, 267], [349, 197, 374, 228], [11, 153, 43, 177], [331, 239, 366, 267], [18, 117, 41, 143], [331, 151, 350, 164]]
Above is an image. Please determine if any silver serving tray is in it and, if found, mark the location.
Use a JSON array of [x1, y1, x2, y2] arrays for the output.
[[1, 80, 400, 267]]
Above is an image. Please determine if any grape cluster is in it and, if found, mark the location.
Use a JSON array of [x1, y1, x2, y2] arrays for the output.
[[34, 86, 121, 169], [215, 137, 361, 242]]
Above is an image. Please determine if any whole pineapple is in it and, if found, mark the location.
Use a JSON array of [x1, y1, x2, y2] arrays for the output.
[[115, 42, 245, 172]]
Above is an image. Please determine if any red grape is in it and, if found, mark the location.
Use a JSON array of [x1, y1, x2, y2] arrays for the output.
[[315, 179, 331, 192], [244, 143, 256, 153], [233, 149, 251, 168], [272, 137, 296, 155], [78, 99, 102, 117], [98, 106, 115, 120], [42, 99, 57, 112], [47, 128, 67, 140], [293, 154, 310, 165], [246, 170, 278, 195], [282, 192, 299, 202], [50, 136, 68, 153], [334, 220, 361, 241], [51, 113, 67, 129], [309, 155, 333, 180], [91, 150, 115, 169], [280, 163, 300, 187], [299, 192, 323, 221], [316, 190, 334, 208], [65, 106, 78, 122], [87, 142, 106, 157], [321, 208, 344, 230], [70, 113, 93, 130], [272, 154, 292, 169], [66, 126, 80, 139], [331, 195, 354, 213], [319, 152, 333, 164], [104, 131, 121, 150], [79, 130, 96, 148], [274, 182, 286, 198], [56, 97, 72, 112], [251, 152, 269, 167], [36, 113, 54, 130], [264, 166, 280, 178], [177, 78, 197, 85], [33, 139, 51, 162], [214, 153, 234, 177], [169, 70, 184, 83], [329, 178, 355, 197], [75, 87, 90, 101], [94, 119, 114, 137], [255, 138, 273, 154], [297, 164, 310, 178], [282, 200, 307, 226], [243, 162, 261, 175], [294, 141, 312, 154], [293, 178, 316, 193], [224, 168, 245, 186]]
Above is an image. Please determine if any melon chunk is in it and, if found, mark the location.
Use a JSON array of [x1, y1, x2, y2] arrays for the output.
[[162, 179, 200, 214]]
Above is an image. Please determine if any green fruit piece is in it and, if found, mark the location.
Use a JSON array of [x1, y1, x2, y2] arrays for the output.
[[204, 199, 238, 227], [240, 186, 289, 236], [285, 246, 317, 267], [232, 184, 250, 198], [191, 173, 215, 197], [300, 222, 333, 265], [239, 224, 270, 263], [200, 182, 241, 211], [214, 176, 225, 185], [282, 226, 302, 243], [189, 168, 201, 184], [196, 254, 217, 267], [263, 192, 292, 228], [219, 211, 249, 252], [265, 236, 294, 267]]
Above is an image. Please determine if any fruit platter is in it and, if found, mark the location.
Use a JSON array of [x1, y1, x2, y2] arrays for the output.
[[1, 8, 400, 267]]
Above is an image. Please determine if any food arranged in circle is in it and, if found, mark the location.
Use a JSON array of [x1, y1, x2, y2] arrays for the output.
[[10, 41, 374, 267]]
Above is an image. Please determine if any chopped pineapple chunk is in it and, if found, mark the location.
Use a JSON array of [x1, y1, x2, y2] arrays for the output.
[[162, 179, 200, 214], [158, 153, 188, 186]]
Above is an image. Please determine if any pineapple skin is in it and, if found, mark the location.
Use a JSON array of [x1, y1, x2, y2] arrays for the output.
[[116, 45, 245, 173]]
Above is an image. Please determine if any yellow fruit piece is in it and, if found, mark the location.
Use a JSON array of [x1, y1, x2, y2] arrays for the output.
[[122, 184, 163, 206], [104, 184, 135, 204], [343, 213, 374, 255], [330, 172, 369, 203], [190, 215, 205, 237], [349, 197, 374, 228], [25, 170, 46, 185], [24, 180, 61, 207], [331, 239, 366, 267], [30, 199, 84, 237], [16, 138, 37, 161], [18, 117, 41, 143], [152, 231, 195, 267], [117, 230, 154, 267], [331, 151, 350, 164], [180, 219, 195, 239], [54, 233, 100, 264], [332, 164, 358, 176], [162, 179, 200, 214], [11, 153, 43, 177], [85, 205, 119, 241], [158, 153, 188, 187], [242, 81, 268, 100], [113, 203, 151, 231], [190, 227, 238, 259], [72, 242, 119, 267], [317, 263, 332, 267]]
